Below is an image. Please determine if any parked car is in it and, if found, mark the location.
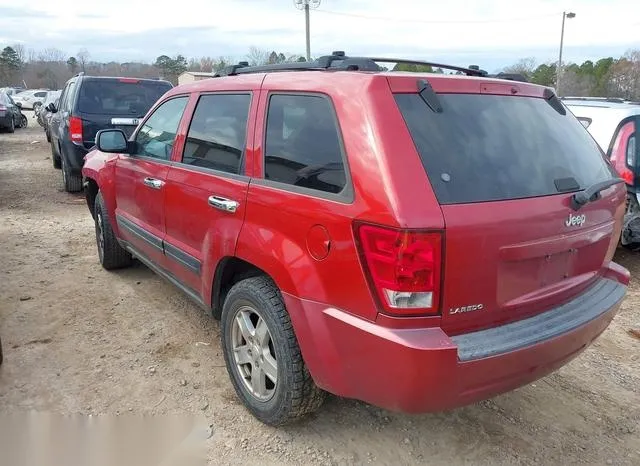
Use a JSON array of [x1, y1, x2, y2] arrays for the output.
[[564, 97, 640, 248], [13, 89, 49, 110], [49, 74, 172, 191], [82, 52, 630, 426], [0, 92, 27, 132], [37, 90, 61, 141], [0, 86, 23, 97]]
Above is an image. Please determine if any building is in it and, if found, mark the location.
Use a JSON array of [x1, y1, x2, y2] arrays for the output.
[[178, 71, 216, 86]]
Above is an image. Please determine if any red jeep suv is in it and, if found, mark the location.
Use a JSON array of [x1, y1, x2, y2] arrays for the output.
[[82, 52, 630, 426]]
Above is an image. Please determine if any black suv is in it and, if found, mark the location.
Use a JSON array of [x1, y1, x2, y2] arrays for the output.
[[48, 74, 172, 192]]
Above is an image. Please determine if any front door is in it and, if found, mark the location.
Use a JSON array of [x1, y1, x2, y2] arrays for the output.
[[163, 93, 254, 298], [114, 96, 189, 265]]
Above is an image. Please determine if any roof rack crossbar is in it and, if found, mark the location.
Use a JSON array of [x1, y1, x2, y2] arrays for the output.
[[214, 51, 525, 81], [366, 57, 487, 76]]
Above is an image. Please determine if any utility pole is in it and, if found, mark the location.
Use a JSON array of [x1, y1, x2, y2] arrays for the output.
[[557, 11, 576, 97], [294, 0, 321, 61]]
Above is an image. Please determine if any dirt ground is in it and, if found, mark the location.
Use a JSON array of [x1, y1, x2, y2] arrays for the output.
[[0, 115, 639, 466]]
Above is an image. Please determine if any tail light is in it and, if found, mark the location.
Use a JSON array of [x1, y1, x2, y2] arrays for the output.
[[119, 78, 140, 83], [610, 120, 636, 185], [356, 223, 442, 316], [69, 116, 83, 144], [0, 104, 6, 111]]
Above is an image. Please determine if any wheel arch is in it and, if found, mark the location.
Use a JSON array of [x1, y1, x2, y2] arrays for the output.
[[211, 257, 270, 319]]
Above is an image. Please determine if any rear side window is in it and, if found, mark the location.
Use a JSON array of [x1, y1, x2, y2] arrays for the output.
[[77, 79, 171, 116], [264, 94, 346, 195], [181, 94, 251, 174], [395, 94, 614, 204]]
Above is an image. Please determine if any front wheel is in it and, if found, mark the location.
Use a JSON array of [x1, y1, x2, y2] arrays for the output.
[[221, 276, 325, 426], [94, 192, 132, 270], [19, 114, 27, 128]]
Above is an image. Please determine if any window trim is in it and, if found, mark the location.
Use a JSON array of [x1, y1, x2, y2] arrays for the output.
[[260, 91, 354, 204], [129, 94, 190, 162], [175, 91, 253, 180]]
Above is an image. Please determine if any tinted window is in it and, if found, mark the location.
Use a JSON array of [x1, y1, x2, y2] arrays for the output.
[[77, 79, 171, 116], [264, 94, 346, 194], [134, 97, 188, 160], [60, 81, 76, 112], [181, 94, 251, 174], [395, 94, 614, 205], [34, 91, 47, 98]]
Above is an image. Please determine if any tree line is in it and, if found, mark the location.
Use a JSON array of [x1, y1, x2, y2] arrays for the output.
[[503, 50, 640, 99], [1, 44, 638, 100]]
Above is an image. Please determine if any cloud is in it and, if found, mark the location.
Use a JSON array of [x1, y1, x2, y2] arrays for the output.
[[0, 0, 638, 69]]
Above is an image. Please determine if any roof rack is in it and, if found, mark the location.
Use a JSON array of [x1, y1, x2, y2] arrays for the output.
[[561, 96, 627, 103], [214, 51, 491, 78]]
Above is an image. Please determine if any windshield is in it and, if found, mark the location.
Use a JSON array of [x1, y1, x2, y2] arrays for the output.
[[395, 93, 615, 204], [77, 79, 171, 116]]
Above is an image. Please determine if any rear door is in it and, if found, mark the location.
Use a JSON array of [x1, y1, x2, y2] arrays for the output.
[[163, 92, 254, 297], [114, 96, 189, 265], [394, 89, 625, 335], [75, 78, 172, 149]]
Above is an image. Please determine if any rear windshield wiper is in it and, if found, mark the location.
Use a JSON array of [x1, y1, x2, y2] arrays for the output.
[[570, 178, 624, 210]]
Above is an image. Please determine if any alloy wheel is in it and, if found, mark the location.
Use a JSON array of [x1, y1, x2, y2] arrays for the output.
[[231, 305, 278, 401]]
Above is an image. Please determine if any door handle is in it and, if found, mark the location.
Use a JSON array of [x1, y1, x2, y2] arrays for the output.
[[143, 177, 164, 190], [208, 196, 239, 213]]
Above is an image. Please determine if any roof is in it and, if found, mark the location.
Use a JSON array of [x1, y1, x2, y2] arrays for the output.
[[565, 100, 640, 151]]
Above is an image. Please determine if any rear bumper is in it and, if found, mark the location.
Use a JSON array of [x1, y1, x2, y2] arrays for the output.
[[285, 269, 627, 413], [63, 141, 89, 174], [0, 114, 11, 128]]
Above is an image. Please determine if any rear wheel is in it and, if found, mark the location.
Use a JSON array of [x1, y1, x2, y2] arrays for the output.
[[51, 139, 61, 169], [7, 117, 15, 133], [94, 192, 132, 270], [221, 276, 325, 426], [20, 114, 27, 128], [61, 150, 82, 192]]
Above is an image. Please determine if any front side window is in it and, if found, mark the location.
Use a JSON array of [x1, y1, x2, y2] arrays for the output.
[[134, 97, 188, 160], [181, 94, 251, 174], [264, 94, 346, 194]]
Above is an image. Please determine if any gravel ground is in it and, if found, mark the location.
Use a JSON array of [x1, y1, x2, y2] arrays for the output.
[[0, 116, 639, 465]]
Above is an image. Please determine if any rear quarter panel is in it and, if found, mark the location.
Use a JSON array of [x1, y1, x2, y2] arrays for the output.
[[235, 74, 444, 322]]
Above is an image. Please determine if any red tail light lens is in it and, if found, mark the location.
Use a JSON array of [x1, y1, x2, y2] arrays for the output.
[[0, 104, 6, 111], [69, 116, 83, 144], [357, 224, 442, 316], [610, 121, 636, 185], [119, 78, 140, 83]]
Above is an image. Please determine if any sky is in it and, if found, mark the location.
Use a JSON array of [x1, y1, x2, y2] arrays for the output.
[[1, 0, 639, 72]]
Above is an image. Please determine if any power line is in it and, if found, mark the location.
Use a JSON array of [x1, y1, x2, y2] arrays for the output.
[[315, 8, 559, 24]]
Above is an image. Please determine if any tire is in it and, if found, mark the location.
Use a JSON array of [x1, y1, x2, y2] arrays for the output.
[[221, 276, 325, 426], [46, 129, 51, 143], [7, 116, 15, 133], [0, 335, 3, 366], [94, 192, 132, 270], [20, 114, 27, 128], [50, 139, 61, 169], [61, 150, 82, 192]]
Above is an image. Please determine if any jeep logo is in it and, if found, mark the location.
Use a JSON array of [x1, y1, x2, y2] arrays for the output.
[[449, 304, 484, 315], [565, 213, 586, 227]]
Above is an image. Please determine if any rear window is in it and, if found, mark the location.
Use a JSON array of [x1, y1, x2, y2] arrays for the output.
[[395, 93, 615, 204], [77, 79, 171, 116]]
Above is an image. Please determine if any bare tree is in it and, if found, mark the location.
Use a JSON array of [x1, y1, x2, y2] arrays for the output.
[[503, 57, 537, 79], [38, 48, 66, 63], [246, 46, 269, 66], [11, 43, 26, 65], [77, 48, 90, 72]]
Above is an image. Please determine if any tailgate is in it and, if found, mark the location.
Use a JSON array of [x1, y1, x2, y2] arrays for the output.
[[394, 87, 625, 334]]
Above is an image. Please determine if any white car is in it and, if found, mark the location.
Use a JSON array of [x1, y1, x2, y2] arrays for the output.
[[565, 97, 640, 247], [13, 89, 49, 110]]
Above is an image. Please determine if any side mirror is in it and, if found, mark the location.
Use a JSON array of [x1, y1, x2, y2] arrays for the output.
[[46, 103, 57, 113], [15, 102, 22, 108], [96, 129, 129, 153]]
